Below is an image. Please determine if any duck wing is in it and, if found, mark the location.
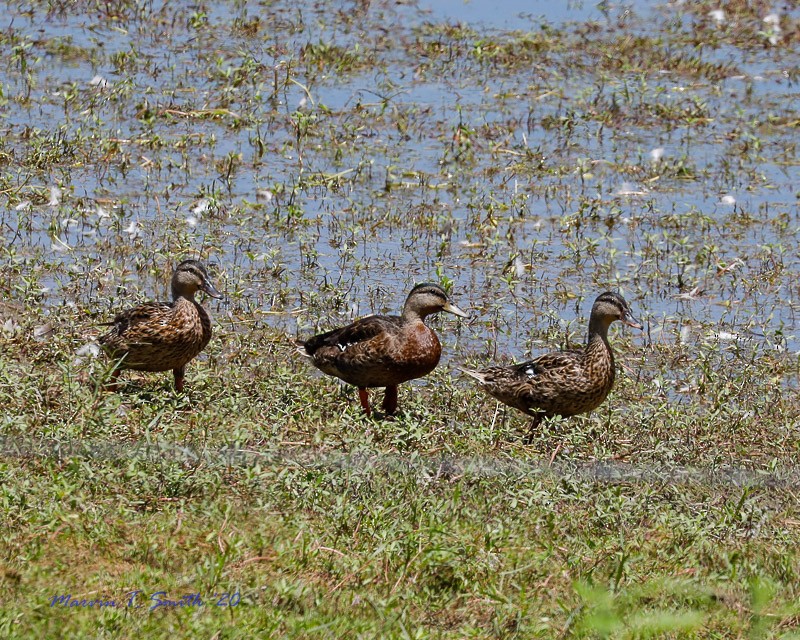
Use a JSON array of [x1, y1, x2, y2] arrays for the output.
[[301, 315, 400, 356], [513, 350, 583, 378], [99, 301, 174, 346], [465, 349, 584, 416]]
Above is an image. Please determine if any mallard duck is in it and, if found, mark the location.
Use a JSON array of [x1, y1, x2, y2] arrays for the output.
[[298, 283, 468, 417], [99, 259, 223, 391], [461, 291, 641, 439]]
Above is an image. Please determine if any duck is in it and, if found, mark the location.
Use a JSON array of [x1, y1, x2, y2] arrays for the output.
[[461, 291, 641, 440], [298, 283, 468, 417], [99, 259, 223, 391]]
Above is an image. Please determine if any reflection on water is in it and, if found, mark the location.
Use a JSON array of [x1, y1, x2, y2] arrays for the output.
[[1, 0, 798, 366], [415, 0, 649, 28]]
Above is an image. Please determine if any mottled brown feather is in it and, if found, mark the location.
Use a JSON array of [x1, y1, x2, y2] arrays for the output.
[[299, 283, 466, 414], [302, 315, 442, 388], [464, 291, 639, 423], [99, 298, 213, 372], [468, 337, 615, 417], [98, 259, 221, 389]]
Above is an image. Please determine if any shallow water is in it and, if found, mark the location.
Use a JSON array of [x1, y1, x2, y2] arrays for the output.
[[416, 0, 654, 28], [1, 0, 798, 372]]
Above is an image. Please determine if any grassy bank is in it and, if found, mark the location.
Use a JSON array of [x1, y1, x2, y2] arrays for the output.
[[2, 0, 800, 636]]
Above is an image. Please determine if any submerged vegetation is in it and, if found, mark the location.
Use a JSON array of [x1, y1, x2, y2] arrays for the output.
[[1, 0, 799, 636]]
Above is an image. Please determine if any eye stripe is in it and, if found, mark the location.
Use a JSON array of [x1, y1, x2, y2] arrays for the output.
[[176, 260, 209, 279], [596, 291, 630, 313], [411, 283, 447, 299]]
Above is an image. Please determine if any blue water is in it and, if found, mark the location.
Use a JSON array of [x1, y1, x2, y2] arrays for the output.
[[1, 0, 799, 370]]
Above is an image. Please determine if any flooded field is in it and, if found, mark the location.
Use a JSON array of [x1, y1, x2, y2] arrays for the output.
[[2, 0, 798, 361], [2, 0, 800, 636]]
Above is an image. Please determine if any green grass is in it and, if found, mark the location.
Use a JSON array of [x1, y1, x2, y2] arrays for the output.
[[2, 310, 800, 637]]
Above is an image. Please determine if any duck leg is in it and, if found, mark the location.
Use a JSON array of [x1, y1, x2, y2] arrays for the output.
[[523, 413, 544, 445], [173, 366, 186, 392], [106, 369, 121, 392], [357, 387, 372, 417], [382, 385, 398, 416]]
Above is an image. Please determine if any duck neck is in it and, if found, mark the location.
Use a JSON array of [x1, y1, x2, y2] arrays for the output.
[[401, 306, 425, 323], [171, 286, 196, 303], [585, 317, 613, 360]]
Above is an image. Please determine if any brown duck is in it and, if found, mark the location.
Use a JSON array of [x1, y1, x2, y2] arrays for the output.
[[299, 283, 468, 416], [461, 291, 641, 439], [99, 259, 223, 391]]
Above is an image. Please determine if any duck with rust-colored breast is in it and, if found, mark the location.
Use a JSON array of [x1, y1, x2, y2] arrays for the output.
[[99, 259, 223, 391], [461, 291, 641, 440], [299, 283, 468, 416]]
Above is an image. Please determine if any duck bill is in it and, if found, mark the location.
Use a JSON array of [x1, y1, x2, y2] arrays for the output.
[[623, 313, 643, 330], [202, 279, 224, 299], [443, 301, 468, 318]]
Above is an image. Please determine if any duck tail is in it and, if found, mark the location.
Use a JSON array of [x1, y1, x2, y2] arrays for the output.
[[458, 367, 487, 384], [294, 337, 312, 358]]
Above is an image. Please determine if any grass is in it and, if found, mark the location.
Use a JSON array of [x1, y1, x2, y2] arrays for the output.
[[1, 0, 800, 636], [3, 310, 800, 637]]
